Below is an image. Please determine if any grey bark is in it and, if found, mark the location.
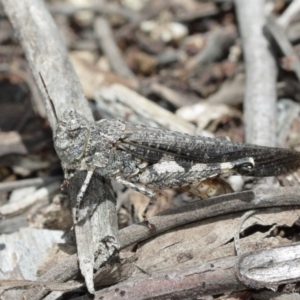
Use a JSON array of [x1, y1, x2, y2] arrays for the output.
[[235, 0, 277, 147], [0, 0, 119, 297]]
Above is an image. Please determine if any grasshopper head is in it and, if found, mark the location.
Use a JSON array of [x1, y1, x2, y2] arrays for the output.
[[38, 73, 90, 168], [54, 109, 90, 167]]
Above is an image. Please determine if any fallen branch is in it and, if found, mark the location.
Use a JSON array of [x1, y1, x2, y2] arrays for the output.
[[94, 16, 135, 79], [20, 186, 300, 299], [235, 0, 277, 147], [1, 0, 119, 297]]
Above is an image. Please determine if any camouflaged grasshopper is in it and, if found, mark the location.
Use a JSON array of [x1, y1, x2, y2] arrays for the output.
[[39, 74, 300, 224]]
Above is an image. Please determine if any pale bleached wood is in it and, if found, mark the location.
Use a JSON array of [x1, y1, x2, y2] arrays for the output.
[[1, 0, 119, 296], [95, 242, 300, 299], [235, 0, 277, 147], [95, 84, 196, 134], [5, 186, 300, 299]]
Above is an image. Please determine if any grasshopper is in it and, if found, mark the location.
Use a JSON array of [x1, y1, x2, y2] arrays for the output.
[[39, 74, 300, 224]]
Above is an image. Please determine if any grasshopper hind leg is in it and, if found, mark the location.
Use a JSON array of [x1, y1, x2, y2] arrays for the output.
[[138, 157, 255, 189], [115, 176, 157, 228], [114, 157, 255, 228]]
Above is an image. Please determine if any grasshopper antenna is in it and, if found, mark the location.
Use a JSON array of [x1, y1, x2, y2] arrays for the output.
[[38, 72, 58, 122]]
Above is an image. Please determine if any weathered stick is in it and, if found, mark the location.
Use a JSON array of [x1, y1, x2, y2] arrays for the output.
[[235, 0, 277, 147], [95, 84, 196, 134], [0, 176, 62, 192], [118, 187, 300, 248], [18, 186, 300, 300], [95, 242, 300, 299], [278, 0, 300, 29], [47, 2, 140, 21], [1, 0, 119, 297], [6, 236, 300, 299], [266, 15, 300, 83], [94, 16, 135, 79], [93, 0, 136, 80]]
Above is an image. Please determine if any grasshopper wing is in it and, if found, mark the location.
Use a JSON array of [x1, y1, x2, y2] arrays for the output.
[[118, 123, 300, 176]]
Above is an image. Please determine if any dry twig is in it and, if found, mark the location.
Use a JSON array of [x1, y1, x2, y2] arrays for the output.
[[266, 14, 300, 82], [94, 16, 136, 79], [235, 0, 277, 147], [19, 186, 300, 300], [278, 0, 300, 29], [1, 0, 119, 296]]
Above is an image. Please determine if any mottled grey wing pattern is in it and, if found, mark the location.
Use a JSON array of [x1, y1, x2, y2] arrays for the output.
[[118, 123, 300, 177]]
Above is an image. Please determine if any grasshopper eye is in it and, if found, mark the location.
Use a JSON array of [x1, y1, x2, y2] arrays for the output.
[[68, 128, 80, 138], [67, 119, 81, 137]]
